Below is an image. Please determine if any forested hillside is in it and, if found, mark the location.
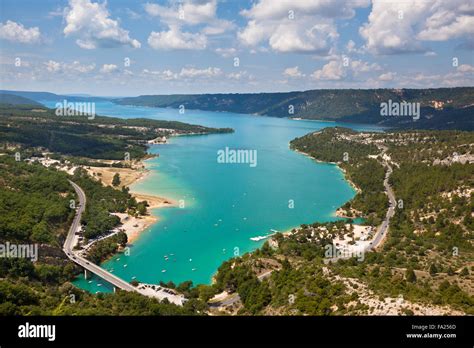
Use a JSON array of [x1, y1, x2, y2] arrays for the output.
[[198, 128, 473, 315], [114, 87, 474, 130], [0, 104, 232, 160]]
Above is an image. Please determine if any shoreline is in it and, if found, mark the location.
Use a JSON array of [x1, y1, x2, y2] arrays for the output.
[[292, 147, 362, 195], [84, 156, 174, 245]]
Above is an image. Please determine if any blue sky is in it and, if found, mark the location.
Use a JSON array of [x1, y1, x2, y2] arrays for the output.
[[0, 0, 473, 96]]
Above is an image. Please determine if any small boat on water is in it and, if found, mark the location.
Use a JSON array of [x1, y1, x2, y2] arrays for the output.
[[250, 231, 277, 242], [189, 258, 192, 262], [123, 264, 127, 268], [250, 235, 267, 241], [132, 276, 136, 280], [192, 268, 196, 271], [88, 280, 92, 284], [162, 269, 166, 273], [97, 283, 102, 287]]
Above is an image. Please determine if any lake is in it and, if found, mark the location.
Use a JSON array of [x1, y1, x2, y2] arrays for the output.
[[42, 100, 382, 292]]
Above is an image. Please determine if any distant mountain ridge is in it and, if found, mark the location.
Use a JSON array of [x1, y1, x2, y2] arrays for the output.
[[114, 87, 474, 130], [0, 90, 108, 102], [0, 93, 42, 106], [1, 88, 472, 130]]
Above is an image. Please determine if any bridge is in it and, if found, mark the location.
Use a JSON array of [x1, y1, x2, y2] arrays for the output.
[[63, 180, 185, 305]]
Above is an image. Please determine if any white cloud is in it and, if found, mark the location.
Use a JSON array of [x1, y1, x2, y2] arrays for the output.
[[310, 57, 380, 81], [311, 60, 345, 80], [64, 0, 141, 49], [145, 1, 216, 26], [283, 66, 305, 78], [148, 26, 207, 50], [143, 69, 178, 80], [179, 66, 222, 78], [350, 59, 381, 74], [45, 60, 61, 73], [239, 0, 369, 54], [240, 0, 369, 20], [268, 21, 338, 54], [145, 1, 234, 50], [215, 47, 237, 57], [100, 64, 118, 73], [142, 66, 222, 80], [0, 20, 41, 44], [227, 70, 253, 81], [457, 64, 474, 73], [44, 60, 96, 73], [378, 72, 396, 81], [360, 0, 474, 55]]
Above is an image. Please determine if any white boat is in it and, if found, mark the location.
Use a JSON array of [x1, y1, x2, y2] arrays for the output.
[[250, 235, 267, 241], [162, 269, 166, 273], [250, 231, 277, 242]]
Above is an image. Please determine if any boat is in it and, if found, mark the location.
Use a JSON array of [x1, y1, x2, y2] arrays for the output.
[[250, 231, 277, 242], [161, 269, 166, 273], [250, 235, 268, 241], [192, 268, 196, 271]]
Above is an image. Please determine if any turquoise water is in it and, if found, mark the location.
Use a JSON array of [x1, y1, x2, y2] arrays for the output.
[[42, 100, 383, 293]]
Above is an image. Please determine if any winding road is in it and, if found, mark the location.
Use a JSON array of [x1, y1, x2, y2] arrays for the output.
[[63, 180, 137, 292], [325, 147, 396, 262], [63, 180, 186, 305]]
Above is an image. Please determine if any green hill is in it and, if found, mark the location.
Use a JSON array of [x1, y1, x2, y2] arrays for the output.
[[0, 93, 42, 106], [115, 87, 474, 130]]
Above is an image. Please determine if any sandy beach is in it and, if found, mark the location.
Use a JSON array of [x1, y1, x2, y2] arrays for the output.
[[84, 159, 174, 244]]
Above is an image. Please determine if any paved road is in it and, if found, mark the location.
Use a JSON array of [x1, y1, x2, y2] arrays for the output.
[[325, 149, 396, 263], [63, 180, 138, 292], [369, 160, 396, 250], [64, 180, 186, 305]]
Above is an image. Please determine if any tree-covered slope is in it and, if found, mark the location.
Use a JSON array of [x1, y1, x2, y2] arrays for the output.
[[115, 87, 474, 130]]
